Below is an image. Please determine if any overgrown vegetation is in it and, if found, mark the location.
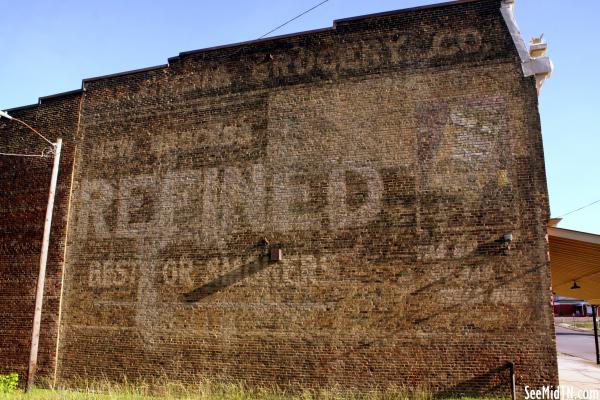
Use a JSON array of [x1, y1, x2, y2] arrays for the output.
[[0, 378, 506, 399], [0, 373, 19, 394], [1, 383, 429, 399]]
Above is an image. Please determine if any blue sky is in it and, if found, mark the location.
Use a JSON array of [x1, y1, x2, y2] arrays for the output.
[[1, 0, 598, 233]]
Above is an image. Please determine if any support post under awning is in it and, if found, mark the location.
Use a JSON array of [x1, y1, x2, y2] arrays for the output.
[[593, 305, 600, 365]]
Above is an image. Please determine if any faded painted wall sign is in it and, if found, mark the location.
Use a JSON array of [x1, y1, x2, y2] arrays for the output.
[[176, 28, 493, 96], [75, 163, 384, 243]]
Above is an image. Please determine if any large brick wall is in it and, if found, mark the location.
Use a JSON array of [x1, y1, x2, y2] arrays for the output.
[[1, 0, 557, 396], [0, 92, 80, 381]]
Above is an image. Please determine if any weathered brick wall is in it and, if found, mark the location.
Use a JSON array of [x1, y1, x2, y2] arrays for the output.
[[0, 92, 80, 383], [0, 0, 557, 396]]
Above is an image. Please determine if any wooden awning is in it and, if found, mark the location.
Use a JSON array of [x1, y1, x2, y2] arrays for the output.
[[549, 226, 600, 305]]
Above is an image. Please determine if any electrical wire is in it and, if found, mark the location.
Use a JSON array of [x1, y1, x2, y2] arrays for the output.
[[558, 199, 600, 218], [258, 0, 332, 39], [0, 112, 55, 158], [12, 117, 54, 145], [0, 145, 54, 158], [0, 152, 49, 158], [194, 0, 333, 75]]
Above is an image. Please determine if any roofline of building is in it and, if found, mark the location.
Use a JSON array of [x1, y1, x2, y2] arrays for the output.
[[82, 65, 168, 85], [82, 0, 488, 85], [6, 0, 496, 107], [333, 0, 481, 25], [548, 226, 600, 245], [39, 89, 83, 102], [168, 0, 483, 63], [5, 103, 39, 113], [4, 89, 83, 114], [169, 27, 333, 64]]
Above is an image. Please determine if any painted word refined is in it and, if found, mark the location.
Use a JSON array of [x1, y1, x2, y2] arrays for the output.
[[76, 164, 383, 245]]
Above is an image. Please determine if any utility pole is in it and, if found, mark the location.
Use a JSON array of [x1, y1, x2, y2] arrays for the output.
[[0, 110, 63, 391], [593, 305, 600, 365]]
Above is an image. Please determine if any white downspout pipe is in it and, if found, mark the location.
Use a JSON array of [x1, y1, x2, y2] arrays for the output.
[[500, 0, 553, 94]]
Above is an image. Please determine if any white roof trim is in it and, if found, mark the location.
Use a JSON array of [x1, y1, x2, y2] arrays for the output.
[[500, 0, 553, 90], [500, 0, 531, 63], [548, 227, 600, 245]]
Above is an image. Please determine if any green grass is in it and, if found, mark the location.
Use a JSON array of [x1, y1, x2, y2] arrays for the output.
[[569, 321, 595, 330], [0, 381, 508, 400], [0, 377, 508, 400], [0, 390, 504, 400]]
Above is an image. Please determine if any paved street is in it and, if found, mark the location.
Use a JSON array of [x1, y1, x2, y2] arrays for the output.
[[555, 324, 600, 391], [556, 325, 599, 362]]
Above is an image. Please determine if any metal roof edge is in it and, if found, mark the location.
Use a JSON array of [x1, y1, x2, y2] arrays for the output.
[[548, 227, 600, 245]]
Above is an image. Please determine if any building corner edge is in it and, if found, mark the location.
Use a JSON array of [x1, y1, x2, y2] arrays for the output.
[[500, 0, 553, 94]]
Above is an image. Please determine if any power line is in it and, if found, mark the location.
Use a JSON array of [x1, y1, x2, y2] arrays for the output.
[[558, 199, 600, 218], [0, 152, 48, 158], [258, 0, 332, 39], [202, 0, 333, 69], [0, 145, 54, 158], [12, 117, 53, 145]]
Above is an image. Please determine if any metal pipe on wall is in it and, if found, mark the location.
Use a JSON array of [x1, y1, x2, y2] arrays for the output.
[[508, 362, 516, 400]]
